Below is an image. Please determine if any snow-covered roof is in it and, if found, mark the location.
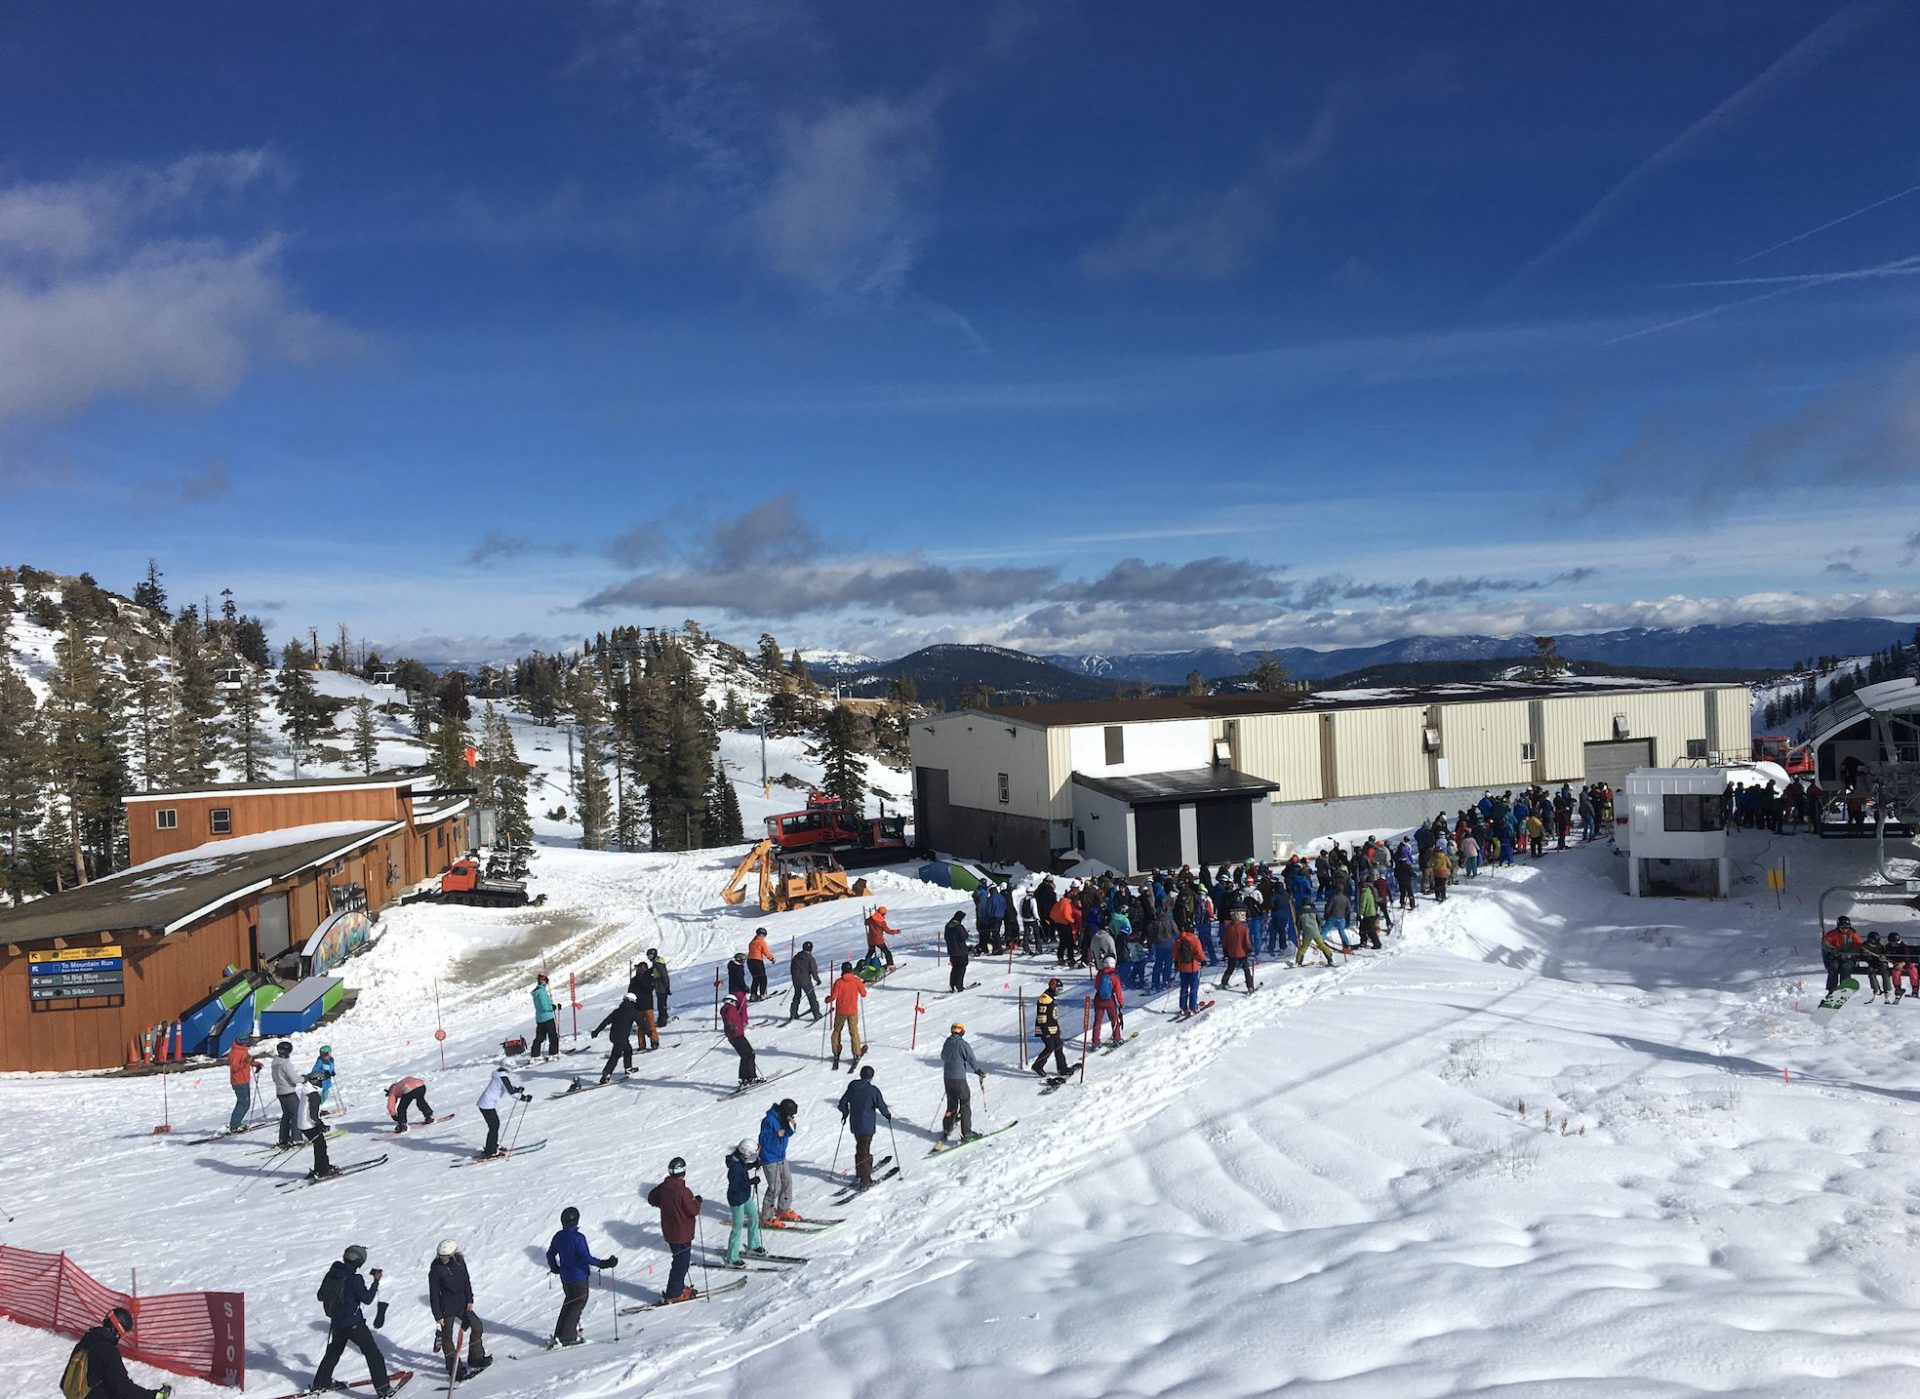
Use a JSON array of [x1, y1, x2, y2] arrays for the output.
[[0, 820, 399, 946]]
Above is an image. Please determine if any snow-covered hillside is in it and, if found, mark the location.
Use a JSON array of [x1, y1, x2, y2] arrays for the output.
[[1, 813, 1916, 1396]]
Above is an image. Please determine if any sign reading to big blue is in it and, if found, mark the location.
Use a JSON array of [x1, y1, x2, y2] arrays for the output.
[[28, 945, 126, 1001]]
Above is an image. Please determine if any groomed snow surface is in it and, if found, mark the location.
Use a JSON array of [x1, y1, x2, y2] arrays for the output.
[[4, 829, 1919, 1398]]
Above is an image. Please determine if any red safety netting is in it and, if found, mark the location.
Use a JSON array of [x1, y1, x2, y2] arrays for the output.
[[0, 1245, 244, 1388]]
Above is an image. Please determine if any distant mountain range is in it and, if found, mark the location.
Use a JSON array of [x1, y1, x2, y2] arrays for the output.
[[811, 619, 1917, 706]]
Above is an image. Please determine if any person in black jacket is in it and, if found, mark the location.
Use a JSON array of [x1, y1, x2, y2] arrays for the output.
[[428, 1239, 492, 1380], [312, 1244, 394, 1396], [727, 952, 751, 999], [648, 948, 672, 1025], [591, 993, 643, 1084], [1030, 978, 1070, 1079], [626, 960, 661, 1051], [65, 1308, 172, 1399], [787, 940, 822, 1023], [836, 1065, 893, 1190], [943, 910, 970, 993]]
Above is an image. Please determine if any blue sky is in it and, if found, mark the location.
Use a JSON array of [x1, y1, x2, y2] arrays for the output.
[[2, 0, 1917, 663]]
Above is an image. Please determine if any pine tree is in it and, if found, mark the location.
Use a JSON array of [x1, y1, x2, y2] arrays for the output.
[[480, 703, 533, 846], [168, 616, 225, 785], [702, 761, 746, 845], [819, 704, 868, 818], [132, 558, 169, 619], [123, 639, 174, 792], [1250, 655, 1289, 692], [45, 618, 128, 882], [275, 639, 323, 771], [1186, 669, 1205, 695], [427, 706, 471, 790], [566, 665, 613, 849], [226, 667, 272, 783], [0, 601, 46, 902], [350, 697, 380, 774], [758, 633, 784, 679]]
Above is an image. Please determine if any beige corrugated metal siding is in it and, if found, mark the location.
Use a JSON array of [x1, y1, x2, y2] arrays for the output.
[[1537, 690, 1712, 778], [914, 715, 1052, 817], [1225, 712, 1325, 800], [1435, 698, 1532, 788], [1329, 706, 1428, 796], [1712, 688, 1751, 757]]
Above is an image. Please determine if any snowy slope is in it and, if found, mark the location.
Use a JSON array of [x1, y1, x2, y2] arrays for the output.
[[1, 813, 1918, 1396]]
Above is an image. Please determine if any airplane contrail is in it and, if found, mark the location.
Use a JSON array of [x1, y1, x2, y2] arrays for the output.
[[1734, 181, 1920, 265]]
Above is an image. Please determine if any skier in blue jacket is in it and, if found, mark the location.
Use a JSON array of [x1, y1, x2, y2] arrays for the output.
[[757, 1098, 799, 1224], [530, 973, 560, 1058], [836, 1065, 893, 1190], [544, 1206, 616, 1348]]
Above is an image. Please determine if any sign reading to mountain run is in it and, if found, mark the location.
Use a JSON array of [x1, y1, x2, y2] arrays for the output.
[[28, 946, 125, 1002]]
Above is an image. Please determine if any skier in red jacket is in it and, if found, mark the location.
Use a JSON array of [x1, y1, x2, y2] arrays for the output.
[[646, 1157, 704, 1304], [1090, 958, 1125, 1047]]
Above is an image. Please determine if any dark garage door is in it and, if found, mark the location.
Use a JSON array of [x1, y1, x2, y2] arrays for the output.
[[1134, 802, 1182, 870], [1195, 798, 1254, 865], [1582, 739, 1653, 792], [915, 767, 951, 851]]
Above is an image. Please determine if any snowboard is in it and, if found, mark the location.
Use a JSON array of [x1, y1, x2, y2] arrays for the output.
[[450, 1139, 548, 1167], [1037, 1075, 1073, 1095], [1811, 977, 1860, 1021], [927, 1121, 1018, 1158], [550, 1076, 624, 1099], [1097, 1031, 1141, 1054], [266, 1369, 412, 1398], [374, 1112, 458, 1139], [273, 1155, 388, 1190], [621, 1277, 749, 1313]]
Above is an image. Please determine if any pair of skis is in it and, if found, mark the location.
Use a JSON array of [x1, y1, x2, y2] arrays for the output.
[[730, 1066, 801, 1096], [450, 1140, 548, 1168], [927, 1121, 1019, 1157], [372, 1111, 458, 1140], [618, 1276, 750, 1314], [1172, 1000, 1216, 1022], [550, 1074, 625, 1099], [831, 1165, 900, 1204], [273, 1154, 389, 1190], [266, 1369, 414, 1398]]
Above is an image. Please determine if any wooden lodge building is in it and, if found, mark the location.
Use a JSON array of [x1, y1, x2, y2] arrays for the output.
[[0, 773, 470, 1073]]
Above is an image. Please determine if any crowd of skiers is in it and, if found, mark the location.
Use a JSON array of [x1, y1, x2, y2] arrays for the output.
[[1728, 773, 1862, 833]]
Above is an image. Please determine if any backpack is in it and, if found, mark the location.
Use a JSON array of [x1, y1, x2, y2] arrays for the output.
[[60, 1343, 89, 1399], [317, 1264, 346, 1320]]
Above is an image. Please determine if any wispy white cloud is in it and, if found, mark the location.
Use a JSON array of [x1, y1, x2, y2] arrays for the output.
[[1736, 179, 1920, 265]]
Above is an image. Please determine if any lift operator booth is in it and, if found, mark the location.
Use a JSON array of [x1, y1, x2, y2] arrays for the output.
[[1621, 767, 1732, 899]]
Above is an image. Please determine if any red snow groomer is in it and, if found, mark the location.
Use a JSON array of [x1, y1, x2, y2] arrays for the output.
[[763, 792, 909, 869]]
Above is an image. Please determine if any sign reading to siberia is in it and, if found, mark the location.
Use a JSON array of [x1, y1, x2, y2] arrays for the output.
[[28, 945, 125, 1002]]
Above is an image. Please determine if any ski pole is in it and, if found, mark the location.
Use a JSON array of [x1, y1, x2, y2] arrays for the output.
[[506, 1096, 530, 1156], [831, 1116, 846, 1176], [446, 1323, 465, 1393], [611, 1264, 620, 1343], [888, 1116, 904, 1182], [697, 1211, 712, 1302]]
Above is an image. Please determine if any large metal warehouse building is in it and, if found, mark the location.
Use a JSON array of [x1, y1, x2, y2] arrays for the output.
[[911, 681, 1752, 873]]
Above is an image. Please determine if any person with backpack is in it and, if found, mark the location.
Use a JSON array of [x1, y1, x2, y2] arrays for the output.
[[837, 1066, 893, 1189], [476, 1062, 532, 1160], [62, 1307, 173, 1399], [648, 948, 673, 1026], [384, 1075, 434, 1133], [757, 1097, 800, 1225], [545, 1206, 617, 1346], [428, 1240, 492, 1381], [1030, 978, 1071, 1079], [530, 973, 561, 1059], [722, 1140, 768, 1266], [788, 939, 822, 1022], [269, 1040, 301, 1147], [645, 1158, 704, 1304], [943, 909, 971, 993], [721, 989, 759, 1085], [829, 962, 867, 1070], [312, 1244, 394, 1396], [1091, 958, 1126, 1046], [592, 993, 645, 1083], [936, 1023, 986, 1146]]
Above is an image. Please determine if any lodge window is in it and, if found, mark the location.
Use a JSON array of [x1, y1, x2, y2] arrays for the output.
[[437, 829, 446, 848], [210, 808, 232, 834], [156, 809, 177, 829], [1104, 726, 1125, 765], [1520, 742, 1536, 763], [997, 773, 1010, 805], [1685, 739, 1708, 759], [1663, 794, 1724, 832]]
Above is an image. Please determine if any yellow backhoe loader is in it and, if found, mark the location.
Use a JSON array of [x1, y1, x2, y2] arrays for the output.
[[719, 840, 871, 912]]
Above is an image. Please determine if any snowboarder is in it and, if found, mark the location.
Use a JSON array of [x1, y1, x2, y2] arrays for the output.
[[1821, 916, 1864, 994], [476, 1061, 531, 1159], [428, 1239, 492, 1381], [545, 1206, 616, 1346], [837, 1066, 892, 1189], [788, 939, 822, 1023], [645, 1158, 703, 1304], [531, 973, 561, 1059], [944, 909, 970, 993], [297, 1073, 336, 1180], [937, 1022, 986, 1145], [225, 1037, 262, 1135], [746, 928, 775, 1001], [592, 993, 645, 1081], [310, 1045, 337, 1107], [62, 1308, 174, 1399], [721, 990, 759, 1085], [269, 1040, 301, 1147], [385, 1075, 434, 1133], [865, 905, 900, 970], [312, 1244, 394, 1396], [1218, 916, 1254, 991], [829, 962, 867, 1070], [648, 948, 672, 1026], [757, 1097, 800, 1224], [1030, 978, 1070, 1078], [723, 1140, 766, 1266], [1090, 959, 1125, 1047]]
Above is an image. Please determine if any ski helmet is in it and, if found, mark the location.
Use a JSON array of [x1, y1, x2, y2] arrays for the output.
[[734, 1140, 756, 1160], [803, 940, 813, 951], [343, 1244, 368, 1267], [732, 952, 746, 962], [304, 1072, 325, 1086], [277, 1041, 293, 1056], [561, 1206, 580, 1228], [623, 992, 637, 1002], [437, 1239, 459, 1259], [668, 1156, 687, 1176], [106, 1306, 135, 1338], [1047, 977, 1063, 990], [951, 1022, 965, 1035], [318, 1044, 332, 1056], [778, 1098, 798, 1117], [842, 961, 855, 974]]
